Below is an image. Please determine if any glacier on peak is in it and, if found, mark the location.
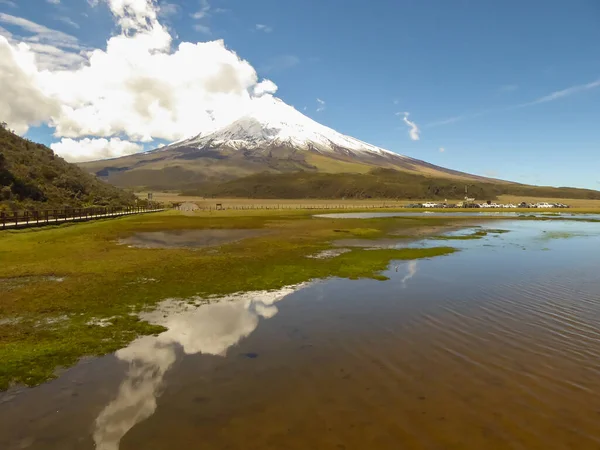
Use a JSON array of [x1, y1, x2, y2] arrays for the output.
[[161, 95, 403, 158]]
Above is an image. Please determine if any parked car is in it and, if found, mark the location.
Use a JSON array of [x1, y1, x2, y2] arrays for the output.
[[422, 202, 438, 208], [536, 202, 554, 208]]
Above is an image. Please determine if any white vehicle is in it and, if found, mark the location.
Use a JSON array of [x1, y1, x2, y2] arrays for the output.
[[422, 202, 438, 208], [536, 202, 554, 208]]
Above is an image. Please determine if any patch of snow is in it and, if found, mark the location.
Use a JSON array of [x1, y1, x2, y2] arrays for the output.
[[166, 96, 403, 159]]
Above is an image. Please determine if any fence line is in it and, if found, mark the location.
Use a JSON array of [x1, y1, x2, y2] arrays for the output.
[[185, 203, 408, 212], [1, 206, 164, 230]]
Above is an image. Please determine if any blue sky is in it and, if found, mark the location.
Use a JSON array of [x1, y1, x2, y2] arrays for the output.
[[1, 0, 599, 189]]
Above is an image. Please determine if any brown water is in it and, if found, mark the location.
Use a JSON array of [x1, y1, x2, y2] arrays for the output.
[[2, 220, 600, 449]]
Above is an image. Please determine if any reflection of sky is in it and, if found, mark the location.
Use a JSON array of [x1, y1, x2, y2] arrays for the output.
[[93, 219, 600, 450], [94, 285, 306, 450]]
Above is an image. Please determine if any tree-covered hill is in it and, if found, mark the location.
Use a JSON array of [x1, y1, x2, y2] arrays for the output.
[[0, 124, 134, 211]]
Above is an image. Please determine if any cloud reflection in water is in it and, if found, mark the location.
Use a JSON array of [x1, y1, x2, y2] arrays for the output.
[[93, 284, 306, 450]]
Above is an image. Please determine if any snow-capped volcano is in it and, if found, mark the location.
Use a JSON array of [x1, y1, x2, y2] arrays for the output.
[[81, 95, 498, 188], [161, 96, 402, 160]]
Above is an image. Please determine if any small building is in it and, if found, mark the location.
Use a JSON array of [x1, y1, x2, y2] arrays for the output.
[[177, 202, 199, 212]]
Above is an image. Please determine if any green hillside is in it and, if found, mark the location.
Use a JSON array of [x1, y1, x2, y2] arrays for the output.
[[0, 125, 134, 210], [188, 169, 600, 201]]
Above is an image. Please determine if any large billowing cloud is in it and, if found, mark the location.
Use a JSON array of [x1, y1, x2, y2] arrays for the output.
[[0, 0, 278, 162], [50, 137, 143, 162], [0, 36, 61, 134]]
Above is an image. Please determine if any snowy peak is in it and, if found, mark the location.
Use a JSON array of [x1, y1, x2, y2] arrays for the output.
[[166, 95, 402, 159]]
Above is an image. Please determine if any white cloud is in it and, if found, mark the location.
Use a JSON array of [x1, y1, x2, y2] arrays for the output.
[[0, 0, 283, 161], [402, 112, 420, 141], [103, 0, 160, 32], [439, 147, 445, 152], [57, 16, 80, 29], [191, 10, 208, 19], [255, 24, 272, 33], [0, 36, 61, 134], [253, 79, 278, 97], [427, 78, 600, 128], [0, 13, 85, 70], [0, 0, 17, 7], [0, 13, 80, 48], [158, 2, 179, 17], [190, 0, 211, 33], [191, 0, 210, 18], [316, 98, 325, 112], [47, 0, 61, 4], [425, 115, 464, 128], [193, 23, 211, 34], [51, 137, 143, 162], [519, 78, 600, 107]]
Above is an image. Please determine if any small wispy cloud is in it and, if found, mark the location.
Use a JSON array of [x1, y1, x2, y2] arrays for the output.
[[500, 84, 518, 92], [191, 11, 208, 19], [191, 0, 210, 19], [0, 0, 17, 7], [393, 99, 399, 105], [439, 147, 445, 153], [426, 77, 600, 129], [193, 23, 211, 34], [518, 78, 600, 107], [46, 0, 60, 4], [57, 16, 79, 29], [400, 112, 420, 141], [316, 98, 326, 112], [425, 115, 465, 128], [158, 2, 180, 17], [255, 24, 272, 33]]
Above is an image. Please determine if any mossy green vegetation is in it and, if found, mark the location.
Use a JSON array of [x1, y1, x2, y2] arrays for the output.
[[0, 210, 458, 389]]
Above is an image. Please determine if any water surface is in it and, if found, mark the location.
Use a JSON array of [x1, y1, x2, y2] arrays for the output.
[[2, 220, 600, 450]]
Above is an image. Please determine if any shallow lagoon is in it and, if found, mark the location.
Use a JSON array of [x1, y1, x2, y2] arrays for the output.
[[2, 219, 600, 450]]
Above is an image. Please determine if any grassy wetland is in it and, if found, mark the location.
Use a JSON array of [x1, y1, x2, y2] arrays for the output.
[[0, 209, 463, 389]]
